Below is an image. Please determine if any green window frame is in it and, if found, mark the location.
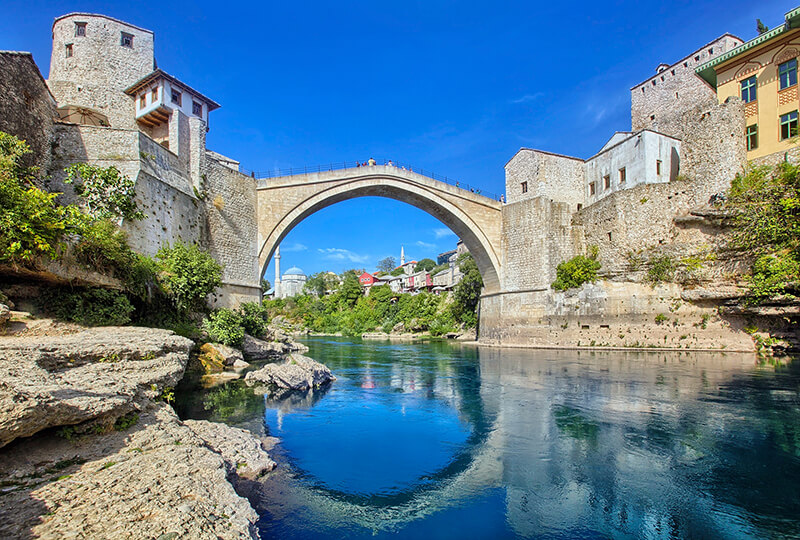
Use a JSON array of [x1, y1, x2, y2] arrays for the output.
[[779, 59, 798, 90], [741, 76, 757, 103], [746, 125, 758, 151], [781, 111, 798, 140]]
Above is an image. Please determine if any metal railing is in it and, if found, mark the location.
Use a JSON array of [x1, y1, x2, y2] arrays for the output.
[[240, 158, 502, 201]]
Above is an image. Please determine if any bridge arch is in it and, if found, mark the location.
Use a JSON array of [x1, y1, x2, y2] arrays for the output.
[[256, 168, 503, 293]]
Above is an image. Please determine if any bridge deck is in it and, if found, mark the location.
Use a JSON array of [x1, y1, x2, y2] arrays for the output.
[[245, 160, 502, 202]]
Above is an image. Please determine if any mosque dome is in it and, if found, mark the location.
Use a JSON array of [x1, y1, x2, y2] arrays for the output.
[[283, 266, 306, 278]]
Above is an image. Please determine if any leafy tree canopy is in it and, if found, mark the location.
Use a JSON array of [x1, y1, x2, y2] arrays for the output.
[[415, 258, 436, 272], [377, 256, 396, 273]]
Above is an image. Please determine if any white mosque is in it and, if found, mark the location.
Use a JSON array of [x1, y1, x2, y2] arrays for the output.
[[270, 246, 307, 299]]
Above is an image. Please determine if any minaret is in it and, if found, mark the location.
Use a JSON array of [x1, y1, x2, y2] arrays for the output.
[[400, 245, 405, 266], [274, 246, 282, 298]]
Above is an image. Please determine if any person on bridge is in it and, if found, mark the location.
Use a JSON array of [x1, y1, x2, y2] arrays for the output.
[[368, 157, 376, 166], [387, 160, 394, 167]]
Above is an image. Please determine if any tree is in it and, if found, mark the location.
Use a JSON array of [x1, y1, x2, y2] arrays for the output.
[[377, 256, 396, 273], [337, 271, 363, 307], [415, 258, 436, 272], [391, 267, 406, 276], [304, 272, 331, 296], [757, 19, 769, 34], [260, 277, 271, 292], [451, 253, 483, 327]]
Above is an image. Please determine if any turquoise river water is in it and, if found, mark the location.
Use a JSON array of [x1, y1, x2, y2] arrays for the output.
[[175, 337, 800, 539]]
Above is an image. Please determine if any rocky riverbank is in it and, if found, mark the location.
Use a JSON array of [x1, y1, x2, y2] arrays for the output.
[[0, 323, 291, 539]]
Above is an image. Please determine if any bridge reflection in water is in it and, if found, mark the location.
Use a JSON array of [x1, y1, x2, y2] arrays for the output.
[[185, 339, 800, 539]]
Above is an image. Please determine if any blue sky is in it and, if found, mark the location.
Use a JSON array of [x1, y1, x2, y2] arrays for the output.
[[1, 0, 792, 280]]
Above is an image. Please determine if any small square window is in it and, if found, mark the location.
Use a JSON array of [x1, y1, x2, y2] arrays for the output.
[[151, 87, 158, 101], [684, 62, 688, 68], [709, 47, 714, 54], [603, 175, 611, 189], [120, 32, 133, 48], [656, 160, 662, 175], [171, 89, 182, 106], [641, 87, 645, 93], [746, 125, 758, 151], [779, 59, 797, 90], [140, 94, 146, 108], [695, 55, 700, 61], [650, 115, 655, 121], [75, 22, 86, 37], [192, 101, 202, 116], [619, 167, 626, 183], [671, 69, 675, 75], [781, 111, 798, 140], [521, 181, 528, 194], [577, 203, 583, 211], [589, 182, 596, 196], [661, 75, 665, 82], [741, 76, 757, 103], [652, 80, 656, 86], [65, 43, 73, 58]]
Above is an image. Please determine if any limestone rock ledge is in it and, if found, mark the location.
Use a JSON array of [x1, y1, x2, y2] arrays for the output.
[[0, 403, 265, 539], [245, 353, 335, 391], [0, 327, 193, 448]]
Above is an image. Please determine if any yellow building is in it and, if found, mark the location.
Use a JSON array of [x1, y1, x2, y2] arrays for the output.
[[697, 7, 800, 161]]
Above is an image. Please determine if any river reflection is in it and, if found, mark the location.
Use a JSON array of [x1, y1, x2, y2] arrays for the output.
[[180, 338, 800, 539]]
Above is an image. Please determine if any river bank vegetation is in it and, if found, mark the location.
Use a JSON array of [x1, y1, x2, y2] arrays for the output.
[[0, 131, 221, 333]]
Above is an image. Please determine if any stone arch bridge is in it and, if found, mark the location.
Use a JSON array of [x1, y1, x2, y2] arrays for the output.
[[256, 165, 505, 293]]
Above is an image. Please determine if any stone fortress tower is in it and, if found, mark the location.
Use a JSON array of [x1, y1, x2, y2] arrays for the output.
[[38, 13, 262, 307], [49, 14, 155, 131]]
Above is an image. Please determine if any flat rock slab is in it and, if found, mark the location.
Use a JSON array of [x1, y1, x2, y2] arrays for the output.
[[245, 353, 335, 392], [0, 326, 193, 448], [241, 334, 308, 362], [0, 403, 262, 539]]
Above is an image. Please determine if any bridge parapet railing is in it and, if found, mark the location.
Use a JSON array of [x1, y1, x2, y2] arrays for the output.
[[241, 159, 502, 201]]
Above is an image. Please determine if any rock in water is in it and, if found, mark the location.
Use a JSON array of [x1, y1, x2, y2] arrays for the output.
[[198, 342, 245, 373], [245, 353, 335, 391], [0, 326, 192, 448], [184, 419, 276, 480], [0, 304, 10, 325], [241, 334, 308, 362]]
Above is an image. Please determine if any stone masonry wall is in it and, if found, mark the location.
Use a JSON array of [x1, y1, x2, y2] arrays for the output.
[[124, 171, 202, 256], [505, 150, 584, 209], [501, 196, 577, 291], [202, 155, 261, 307], [631, 34, 742, 131], [0, 52, 57, 181]]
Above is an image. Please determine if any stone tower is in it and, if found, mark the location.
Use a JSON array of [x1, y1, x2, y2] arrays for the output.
[[274, 246, 282, 298], [48, 13, 155, 130]]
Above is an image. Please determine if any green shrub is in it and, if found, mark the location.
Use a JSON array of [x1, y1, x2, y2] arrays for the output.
[[654, 313, 668, 325], [202, 308, 245, 346], [747, 252, 800, 303], [157, 242, 222, 314], [646, 255, 675, 284], [552, 248, 601, 291], [0, 132, 85, 266], [42, 287, 135, 326], [239, 301, 269, 338]]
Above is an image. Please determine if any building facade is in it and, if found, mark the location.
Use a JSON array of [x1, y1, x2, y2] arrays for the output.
[[697, 7, 800, 162]]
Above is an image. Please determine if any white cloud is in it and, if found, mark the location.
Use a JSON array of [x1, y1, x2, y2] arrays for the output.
[[434, 227, 455, 239], [416, 241, 436, 250], [510, 92, 543, 104], [318, 248, 370, 264], [282, 242, 307, 252]]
